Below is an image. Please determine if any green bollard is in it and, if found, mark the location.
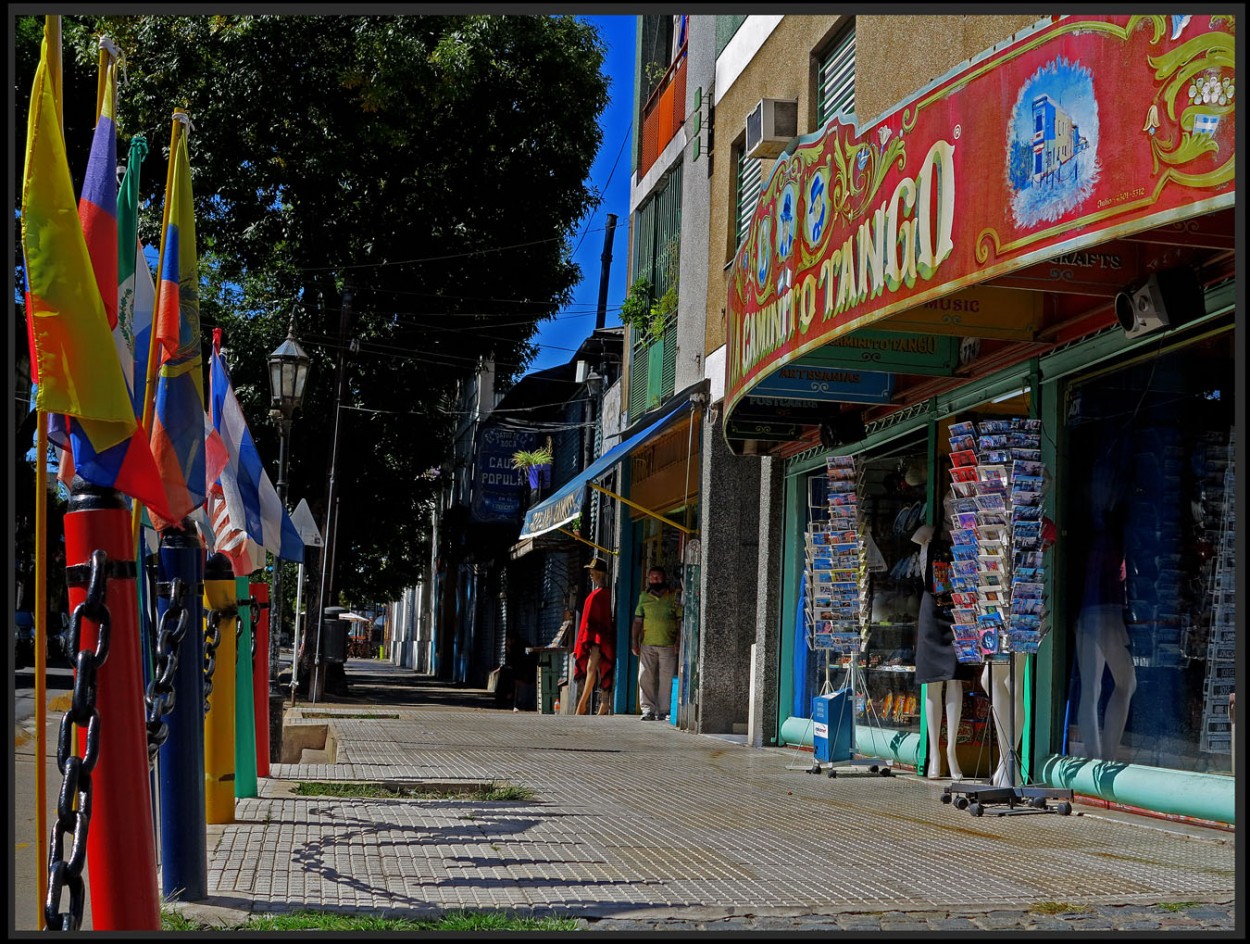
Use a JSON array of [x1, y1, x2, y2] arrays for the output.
[[234, 576, 258, 798]]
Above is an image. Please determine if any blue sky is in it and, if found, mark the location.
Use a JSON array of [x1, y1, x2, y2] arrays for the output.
[[523, 14, 635, 376]]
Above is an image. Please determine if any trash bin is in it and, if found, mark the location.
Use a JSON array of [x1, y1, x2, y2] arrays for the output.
[[812, 689, 854, 763], [321, 610, 348, 665]]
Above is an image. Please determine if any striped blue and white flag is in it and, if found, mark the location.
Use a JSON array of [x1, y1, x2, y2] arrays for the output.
[[208, 329, 305, 564]]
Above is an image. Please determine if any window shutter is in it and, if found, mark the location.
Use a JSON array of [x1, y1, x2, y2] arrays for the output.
[[736, 148, 763, 248], [817, 28, 856, 126]]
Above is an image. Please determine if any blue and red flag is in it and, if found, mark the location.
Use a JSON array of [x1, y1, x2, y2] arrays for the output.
[[147, 112, 206, 529], [24, 25, 171, 521]]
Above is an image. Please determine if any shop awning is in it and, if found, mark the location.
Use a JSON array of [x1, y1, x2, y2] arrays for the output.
[[518, 395, 695, 540]]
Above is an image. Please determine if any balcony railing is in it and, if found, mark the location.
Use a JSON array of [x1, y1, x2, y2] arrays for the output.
[[639, 46, 688, 180]]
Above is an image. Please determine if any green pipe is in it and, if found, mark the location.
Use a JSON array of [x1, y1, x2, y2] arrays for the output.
[[235, 577, 258, 798], [780, 715, 815, 747], [1038, 754, 1235, 825], [779, 716, 923, 768]]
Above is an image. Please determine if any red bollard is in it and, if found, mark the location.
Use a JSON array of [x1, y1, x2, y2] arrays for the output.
[[61, 482, 160, 930], [249, 582, 270, 777]]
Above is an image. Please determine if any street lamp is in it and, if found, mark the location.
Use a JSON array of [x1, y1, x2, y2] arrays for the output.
[[267, 318, 310, 702]]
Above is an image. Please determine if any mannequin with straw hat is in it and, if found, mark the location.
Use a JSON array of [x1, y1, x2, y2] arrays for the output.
[[573, 557, 615, 715]]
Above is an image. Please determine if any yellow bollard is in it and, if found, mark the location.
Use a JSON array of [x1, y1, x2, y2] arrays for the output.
[[203, 553, 238, 824]]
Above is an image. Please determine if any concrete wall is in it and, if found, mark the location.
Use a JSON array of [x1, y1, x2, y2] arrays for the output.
[[749, 454, 785, 747], [695, 410, 762, 733], [704, 14, 843, 355], [674, 16, 717, 395], [855, 14, 1043, 123]]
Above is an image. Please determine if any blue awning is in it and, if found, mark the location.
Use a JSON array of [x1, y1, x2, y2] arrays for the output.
[[518, 396, 694, 540]]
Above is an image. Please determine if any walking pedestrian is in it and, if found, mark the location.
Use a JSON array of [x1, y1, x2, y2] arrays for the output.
[[632, 566, 682, 721], [573, 558, 614, 715]]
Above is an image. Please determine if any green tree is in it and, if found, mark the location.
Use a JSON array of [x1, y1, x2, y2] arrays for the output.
[[14, 14, 610, 610]]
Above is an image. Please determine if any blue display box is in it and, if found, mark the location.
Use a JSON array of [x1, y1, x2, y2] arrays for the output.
[[812, 689, 854, 763]]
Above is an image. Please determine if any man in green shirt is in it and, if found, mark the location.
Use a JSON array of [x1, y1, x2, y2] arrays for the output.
[[632, 566, 682, 721]]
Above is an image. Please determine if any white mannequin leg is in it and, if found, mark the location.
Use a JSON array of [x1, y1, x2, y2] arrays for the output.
[[925, 681, 966, 779], [944, 680, 964, 780], [925, 683, 944, 777], [1099, 628, 1137, 761], [983, 660, 1026, 787], [1075, 607, 1108, 760], [1076, 604, 1138, 761]]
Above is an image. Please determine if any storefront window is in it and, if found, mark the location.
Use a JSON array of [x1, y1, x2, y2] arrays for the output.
[[1062, 329, 1234, 774]]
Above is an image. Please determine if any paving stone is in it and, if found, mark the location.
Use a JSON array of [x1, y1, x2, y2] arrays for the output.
[[929, 917, 980, 931], [1026, 917, 1075, 931], [838, 917, 883, 930]]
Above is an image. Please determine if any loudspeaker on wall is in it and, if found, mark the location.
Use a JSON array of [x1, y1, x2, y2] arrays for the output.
[[1114, 266, 1204, 340]]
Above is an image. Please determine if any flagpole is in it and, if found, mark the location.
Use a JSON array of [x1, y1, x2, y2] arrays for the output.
[[33, 16, 61, 928], [131, 111, 185, 543], [34, 412, 49, 929], [46, 16, 61, 131], [94, 44, 107, 124]]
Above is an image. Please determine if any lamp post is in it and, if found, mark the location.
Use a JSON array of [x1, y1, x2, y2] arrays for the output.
[[267, 318, 310, 700]]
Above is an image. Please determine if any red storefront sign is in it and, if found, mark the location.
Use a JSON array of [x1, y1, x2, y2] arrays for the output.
[[725, 14, 1235, 418]]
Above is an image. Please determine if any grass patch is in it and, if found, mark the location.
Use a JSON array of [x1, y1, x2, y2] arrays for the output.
[[161, 907, 209, 931], [292, 780, 534, 801], [162, 908, 578, 932], [301, 711, 398, 720], [1029, 901, 1092, 915], [1158, 902, 1201, 912]]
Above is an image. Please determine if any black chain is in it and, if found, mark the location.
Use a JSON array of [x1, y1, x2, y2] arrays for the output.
[[46, 549, 111, 932], [144, 578, 189, 766], [202, 607, 224, 715], [236, 598, 260, 665]]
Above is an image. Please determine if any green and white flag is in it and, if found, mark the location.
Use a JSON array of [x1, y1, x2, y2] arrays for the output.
[[116, 134, 156, 420]]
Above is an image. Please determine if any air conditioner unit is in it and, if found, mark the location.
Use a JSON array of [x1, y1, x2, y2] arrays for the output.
[[1114, 267, 1204, 340], [745, 98, 798, 159]]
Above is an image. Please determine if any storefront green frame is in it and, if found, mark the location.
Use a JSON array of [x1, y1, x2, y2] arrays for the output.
[[777, 285, 1236, 824]]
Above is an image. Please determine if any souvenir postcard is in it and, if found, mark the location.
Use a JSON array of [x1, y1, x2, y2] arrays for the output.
[[1009, 613, 1042, 631], [950, 449, 978, 469], [948, 421, 976, 437], [983, 449, 1013, 465], [949, 435, 976, 453], [1009, 431, 1041, 449], [1011, 598, 1044, 616], [950, 465, 979, 483], [975, 493, 1008, 513], [979, 419, 1013, 434], [1012, 448, 1043, 462], [978, 435, 1011, 451], [950, 528, 977, 545], [1012, 460, 1043, 479], [1012, 473, 1044, 492], [952, 480, 979, 498], [827, 454, 858, 469], [978, 464, 1008, 485]]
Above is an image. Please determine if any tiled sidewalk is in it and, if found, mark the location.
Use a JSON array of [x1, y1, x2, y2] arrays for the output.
[[184, 704, 1237, 930]]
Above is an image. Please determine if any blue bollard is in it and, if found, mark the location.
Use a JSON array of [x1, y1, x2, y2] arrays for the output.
[[155, 522, 207, 900]]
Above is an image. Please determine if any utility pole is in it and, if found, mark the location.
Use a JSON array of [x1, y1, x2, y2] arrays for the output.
[[595, 213, 618, 331], [311, 279, 353, 701]]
